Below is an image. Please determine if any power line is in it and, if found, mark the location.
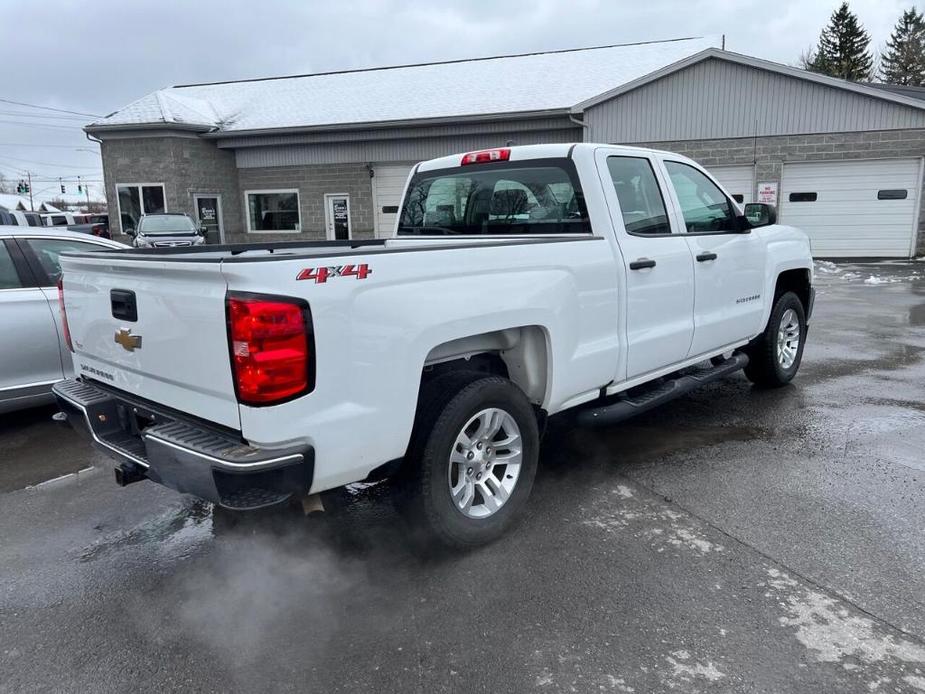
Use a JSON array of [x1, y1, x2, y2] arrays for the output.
[[0, 143, 97, 149], [0, 110, 88, 121], [0, 120, 84, 131], [0, 98, 103, 118], [0, 153, 101, 168]]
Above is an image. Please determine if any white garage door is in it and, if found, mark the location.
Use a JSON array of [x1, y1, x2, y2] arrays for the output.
[[781, 159, 922, 258], [708, 164, 755, 205], [372, 164, 414, 237]]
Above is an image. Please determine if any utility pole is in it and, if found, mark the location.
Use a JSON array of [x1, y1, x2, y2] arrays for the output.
[[27, 171, 33, 212]]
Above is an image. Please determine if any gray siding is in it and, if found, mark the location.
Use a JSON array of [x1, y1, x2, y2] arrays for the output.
[[586, 58, 925, 144], [235, 127, 581, 168], [215, 116, 576, 149]]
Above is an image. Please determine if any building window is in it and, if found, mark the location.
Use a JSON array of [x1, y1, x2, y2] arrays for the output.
[[877, 189, 908, 200], [788, 192, 817, 202], [116, 183, 166, 232], [245, 189, 301, 233]]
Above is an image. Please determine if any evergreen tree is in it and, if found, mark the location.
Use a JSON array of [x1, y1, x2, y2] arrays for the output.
[[880, 8, 925, 85], [805, 2, 874, 81]]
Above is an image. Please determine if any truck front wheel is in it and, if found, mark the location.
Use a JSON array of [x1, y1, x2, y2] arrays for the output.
[[743, 291, 806, 387], [400, 373, 539, 548]]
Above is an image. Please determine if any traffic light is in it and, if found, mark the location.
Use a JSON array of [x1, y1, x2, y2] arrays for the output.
[[60, 184, 66, 194], [77, 183, 82, 193]]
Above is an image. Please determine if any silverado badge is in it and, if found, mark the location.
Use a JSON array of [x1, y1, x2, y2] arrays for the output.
[[114, 328, 142, 352]]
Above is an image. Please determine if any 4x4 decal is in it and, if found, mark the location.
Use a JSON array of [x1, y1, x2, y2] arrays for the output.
[[296, 264, 372, 284]]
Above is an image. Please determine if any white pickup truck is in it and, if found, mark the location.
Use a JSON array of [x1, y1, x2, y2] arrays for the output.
[[54, 144, 813, 547]]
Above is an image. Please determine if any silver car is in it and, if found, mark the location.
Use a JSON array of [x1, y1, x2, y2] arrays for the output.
[[0, 226, 126, 413]]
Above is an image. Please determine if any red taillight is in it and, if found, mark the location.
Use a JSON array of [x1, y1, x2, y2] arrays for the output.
[[460, 148, 511, 165], [91, 224, 103, 236], [57, 278, 73, 352], [226, 294, 313, 406]]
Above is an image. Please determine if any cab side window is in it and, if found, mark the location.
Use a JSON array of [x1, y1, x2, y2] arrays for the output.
[[607, 156, 671, 235], [24, 238, 110, 285], [664, 161, 737, 233], [0, 243, 23, 289]]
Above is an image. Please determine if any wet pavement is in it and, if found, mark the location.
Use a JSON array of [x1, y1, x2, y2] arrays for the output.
[[2, 260, 925, 693]]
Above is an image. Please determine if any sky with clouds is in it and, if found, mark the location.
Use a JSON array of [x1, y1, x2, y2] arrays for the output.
[[0, 0, 913, 205]]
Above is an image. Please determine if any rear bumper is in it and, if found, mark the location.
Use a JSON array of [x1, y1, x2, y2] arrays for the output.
[[52, 378, 313, 509]]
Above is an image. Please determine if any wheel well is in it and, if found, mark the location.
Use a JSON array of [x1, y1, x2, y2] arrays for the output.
[[775, 269, 811, 311], [421, 326, 549, 406]]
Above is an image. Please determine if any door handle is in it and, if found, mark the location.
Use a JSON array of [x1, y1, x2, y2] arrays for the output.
[[696, 252, 718, 262], [629, 258, 656, 270]]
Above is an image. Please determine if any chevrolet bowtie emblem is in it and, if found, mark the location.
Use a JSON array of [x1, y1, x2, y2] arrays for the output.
[[114, 328, 142, 352]]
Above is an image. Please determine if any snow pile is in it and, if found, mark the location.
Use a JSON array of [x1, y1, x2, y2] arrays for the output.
[[814, 260, 842, 274]]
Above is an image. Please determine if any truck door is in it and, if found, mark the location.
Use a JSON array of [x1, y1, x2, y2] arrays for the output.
[[658, 159, 766, 355], [595, 149, 695, 380]]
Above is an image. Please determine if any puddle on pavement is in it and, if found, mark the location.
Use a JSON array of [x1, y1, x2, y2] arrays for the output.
[[909, 303, 925, 327], [78, 498, 213, 562], [567, 422, 771, 468]]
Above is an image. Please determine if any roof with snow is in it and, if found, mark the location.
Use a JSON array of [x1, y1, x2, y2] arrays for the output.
[[86, 36, 721, 134], [0, 194, 32, 211]]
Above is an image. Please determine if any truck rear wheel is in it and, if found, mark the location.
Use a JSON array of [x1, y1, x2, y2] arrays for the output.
[[400, 373, 539, 548], [744, 291, 806, 387]]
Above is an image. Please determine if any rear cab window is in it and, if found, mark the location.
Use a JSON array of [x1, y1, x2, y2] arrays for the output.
[[607, 156, 672, 236], [397, 158, 591, 236]]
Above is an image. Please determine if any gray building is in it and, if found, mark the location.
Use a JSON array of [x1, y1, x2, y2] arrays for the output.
[[87, 37, 925, 257]]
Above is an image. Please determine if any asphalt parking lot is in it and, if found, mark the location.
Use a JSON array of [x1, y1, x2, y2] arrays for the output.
[[2, 261, 925, 693]]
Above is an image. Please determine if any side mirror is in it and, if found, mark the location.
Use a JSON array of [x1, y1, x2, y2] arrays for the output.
[[125, 227, 136, 237], [198, 224, 208, 236], [743, 203, 777, 228]]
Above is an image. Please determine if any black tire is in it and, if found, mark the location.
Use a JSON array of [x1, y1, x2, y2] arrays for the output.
[[744, 291, 806, 387], [398, 373, 539, 549]]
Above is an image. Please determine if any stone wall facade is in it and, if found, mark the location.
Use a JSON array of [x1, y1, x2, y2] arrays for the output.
[[100, 134, 241, 240], [100, 134, 376, 244], [235, 163, 374, 243]]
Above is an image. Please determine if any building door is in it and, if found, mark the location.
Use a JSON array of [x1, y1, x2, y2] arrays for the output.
[[372, 164, 413, 237], [324, 194, 351, 240], [193, 194, 223, 244], [780, 158, 922, 258]]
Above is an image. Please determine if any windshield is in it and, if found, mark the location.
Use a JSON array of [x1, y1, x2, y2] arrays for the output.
[[138, 215, 196, 235], [398, 158, 591, 236]]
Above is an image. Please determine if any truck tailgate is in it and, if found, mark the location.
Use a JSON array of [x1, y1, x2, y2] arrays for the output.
[[60, 255, 239, 430]]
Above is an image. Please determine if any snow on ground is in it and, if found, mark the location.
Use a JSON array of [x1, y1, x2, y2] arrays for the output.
[[814, 260, 923, 286]]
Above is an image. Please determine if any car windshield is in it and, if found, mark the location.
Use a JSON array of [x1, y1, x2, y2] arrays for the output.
[[138, 215, 196, 234]]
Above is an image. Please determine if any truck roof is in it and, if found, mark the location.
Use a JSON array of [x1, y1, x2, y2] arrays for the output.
[[416, 142, 684, 172]]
